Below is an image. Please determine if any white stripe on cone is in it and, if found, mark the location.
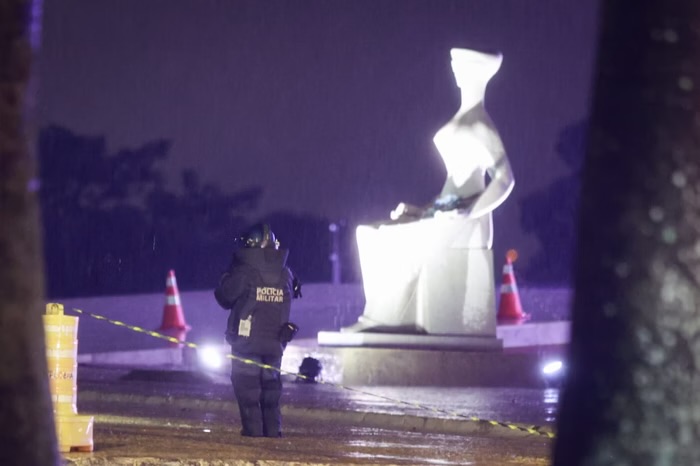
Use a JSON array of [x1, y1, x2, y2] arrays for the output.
[[500, 283, 518, 294], [46, 349, 77, 358], [52, 394, 75, 404], [166, 295, 181, 305], [44, 325, 77, 333]]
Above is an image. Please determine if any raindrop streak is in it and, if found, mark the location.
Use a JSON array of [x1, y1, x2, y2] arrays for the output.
[[661, 227, 677, 244], [649, 206, 664, 222], [678, 76, 694, 91], [671, 171, 687, 188], [664, 29, 679, 43]]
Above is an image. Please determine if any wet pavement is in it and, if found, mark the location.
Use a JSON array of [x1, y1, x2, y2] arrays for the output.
[[64, 407, 552, 465], [61, 363, 557, 465], [77, 364, 559, 430]]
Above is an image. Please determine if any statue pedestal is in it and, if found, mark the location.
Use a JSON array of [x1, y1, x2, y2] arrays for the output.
[[317, 331, 502, 351], [322, 216, 500, 351], [285, 341, 547, 387]]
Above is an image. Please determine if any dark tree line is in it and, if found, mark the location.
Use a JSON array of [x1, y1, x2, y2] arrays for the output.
[[259, 213, 360, 284], [520, 119, 588, 286], [39, 125, 352, 298]]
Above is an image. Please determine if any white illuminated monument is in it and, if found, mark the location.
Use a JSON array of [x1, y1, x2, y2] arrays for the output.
[[323, 48, 514, 349]]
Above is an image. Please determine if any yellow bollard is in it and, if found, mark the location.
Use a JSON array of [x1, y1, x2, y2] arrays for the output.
[[44, 303, 94, 453]]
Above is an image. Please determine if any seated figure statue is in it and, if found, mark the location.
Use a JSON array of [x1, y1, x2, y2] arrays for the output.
[[344, 48, 514, 338]]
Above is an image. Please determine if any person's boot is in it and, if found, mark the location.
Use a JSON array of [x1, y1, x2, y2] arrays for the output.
[[239, 405, 264, 437], [261, 403, 281, 438]]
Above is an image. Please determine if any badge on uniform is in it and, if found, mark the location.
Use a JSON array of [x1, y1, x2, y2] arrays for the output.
[[238, 316, 252, 337]]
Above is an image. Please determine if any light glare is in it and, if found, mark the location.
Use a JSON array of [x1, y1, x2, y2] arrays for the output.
[[542, 360, 563, 375], [198, 345, 223, 370]]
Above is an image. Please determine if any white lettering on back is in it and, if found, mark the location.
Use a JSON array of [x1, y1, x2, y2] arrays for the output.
[[256, 287, 284, 303]]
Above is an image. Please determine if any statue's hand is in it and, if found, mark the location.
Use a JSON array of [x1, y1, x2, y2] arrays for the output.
[[390, 202, 424, 221], [390, 194, 480, 222]]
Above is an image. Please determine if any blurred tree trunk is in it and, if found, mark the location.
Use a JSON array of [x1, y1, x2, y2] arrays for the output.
[[554, 0, 700, 464], [0, 0, 59, 465]]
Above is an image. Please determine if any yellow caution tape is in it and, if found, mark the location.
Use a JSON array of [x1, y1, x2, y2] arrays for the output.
[[68, 306, 556, 439]]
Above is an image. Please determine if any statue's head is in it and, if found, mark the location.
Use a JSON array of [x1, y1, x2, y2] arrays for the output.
[[450, 48, 503, 88]]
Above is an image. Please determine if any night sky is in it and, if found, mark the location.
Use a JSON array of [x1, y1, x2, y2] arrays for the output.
[[37, 0, 600, 270]]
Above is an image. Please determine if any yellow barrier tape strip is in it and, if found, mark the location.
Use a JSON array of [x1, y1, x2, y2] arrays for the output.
[[68, 307, 555, 439]]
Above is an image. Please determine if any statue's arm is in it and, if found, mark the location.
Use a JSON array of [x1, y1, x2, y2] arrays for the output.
[[467, 133, 515, 219]]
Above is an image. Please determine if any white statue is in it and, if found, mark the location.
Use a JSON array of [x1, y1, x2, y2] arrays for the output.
[[391, 48, 514, 247], [341, 48, 514, 339]]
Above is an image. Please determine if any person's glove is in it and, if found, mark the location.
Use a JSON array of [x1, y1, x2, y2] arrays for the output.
[[279, 322, 299, 344], [293, 278, 303, 298]]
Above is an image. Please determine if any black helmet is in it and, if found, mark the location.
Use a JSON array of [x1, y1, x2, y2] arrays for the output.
[[242, 223, 279, 249]]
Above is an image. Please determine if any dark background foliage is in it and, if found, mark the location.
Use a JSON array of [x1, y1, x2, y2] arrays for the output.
[[519, 120, 588, 286], [39, 125, 352, 297]]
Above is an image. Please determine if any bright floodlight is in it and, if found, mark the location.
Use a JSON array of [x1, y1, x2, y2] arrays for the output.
[[198, 345, 223, 370], [542, 360, 564, 375]]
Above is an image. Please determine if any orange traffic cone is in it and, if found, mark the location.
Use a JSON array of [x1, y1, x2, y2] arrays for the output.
[[497, 253, 530, 324], [158, 270, 190, 345]]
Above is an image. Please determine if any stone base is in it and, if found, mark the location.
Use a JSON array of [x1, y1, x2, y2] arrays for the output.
[[283, 340, 552, 387], [317, 331, 502, 352]]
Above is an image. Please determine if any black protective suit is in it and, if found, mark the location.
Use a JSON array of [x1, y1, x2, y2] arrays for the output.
[[214, 246, 294, 437]]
